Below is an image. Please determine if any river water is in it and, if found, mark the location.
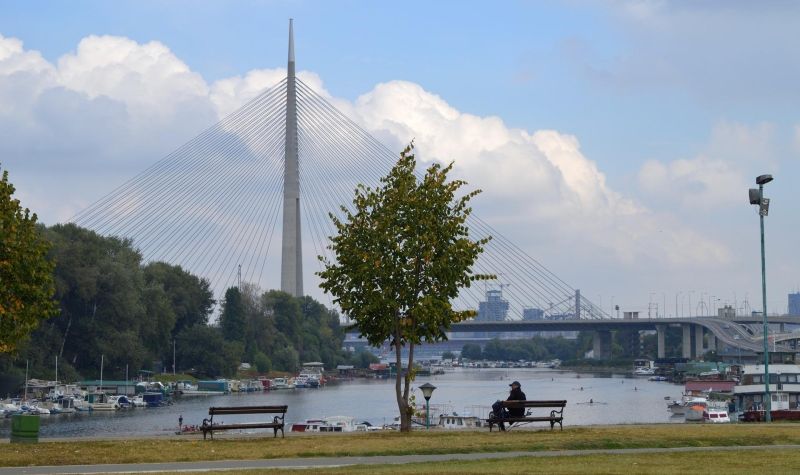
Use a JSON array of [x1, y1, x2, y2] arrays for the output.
[[0, 368, 687, 439]]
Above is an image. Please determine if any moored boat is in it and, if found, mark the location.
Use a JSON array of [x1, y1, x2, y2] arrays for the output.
[[271, 377, 295, 390], [735, 364, 800, 421], [703, 409, 730, 423], [437, 413, 484, 429], [685, 403, 707, 421]]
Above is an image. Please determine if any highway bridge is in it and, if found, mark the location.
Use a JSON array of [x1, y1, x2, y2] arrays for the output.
[[449, 315, 799, 360]]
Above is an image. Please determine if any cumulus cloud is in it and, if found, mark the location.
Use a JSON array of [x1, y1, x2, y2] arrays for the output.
[[0, 32, 730, 277], [346, 80, 728, 267], [637, 122, 775, 209]]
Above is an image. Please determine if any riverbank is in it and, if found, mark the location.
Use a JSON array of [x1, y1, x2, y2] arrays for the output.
[[2, 424, 799, 468]]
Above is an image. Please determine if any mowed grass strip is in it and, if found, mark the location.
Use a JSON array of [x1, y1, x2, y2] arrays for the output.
[[1, 424, 799, 468], [235, 448, 800, 475]]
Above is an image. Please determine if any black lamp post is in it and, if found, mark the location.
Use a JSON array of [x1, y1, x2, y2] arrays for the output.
[[419, 383, 437, 429]]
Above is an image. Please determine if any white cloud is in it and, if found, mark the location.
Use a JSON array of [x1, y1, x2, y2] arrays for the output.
[[0, 32, 731, 284], [637, 122, 775, 209], [347, 80, 727, 268]]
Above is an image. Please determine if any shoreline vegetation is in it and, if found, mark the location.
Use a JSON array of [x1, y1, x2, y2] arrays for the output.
[[2, 425, 799, 468]]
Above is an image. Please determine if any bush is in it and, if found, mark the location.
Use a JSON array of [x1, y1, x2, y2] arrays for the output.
[[254, 352, 272, 373]]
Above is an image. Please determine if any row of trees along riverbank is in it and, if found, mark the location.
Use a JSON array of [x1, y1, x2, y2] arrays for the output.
[[0, 221, 377, 394]]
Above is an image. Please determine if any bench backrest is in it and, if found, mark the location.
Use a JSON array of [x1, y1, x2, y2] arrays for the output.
[[503, 400, 567, 409], [209, 405, 288, 416]]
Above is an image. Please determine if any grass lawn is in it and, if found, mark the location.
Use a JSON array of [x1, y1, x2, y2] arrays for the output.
[[257, 448, 800, 474], [2, 424, 799, 468]]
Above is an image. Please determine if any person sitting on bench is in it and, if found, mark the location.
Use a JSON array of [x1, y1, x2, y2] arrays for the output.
[[491, 380, 527, 431]]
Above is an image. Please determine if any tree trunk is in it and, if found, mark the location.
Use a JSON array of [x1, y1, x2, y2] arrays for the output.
[[404, 341, 416, 430], [394, 323, 410, 432]]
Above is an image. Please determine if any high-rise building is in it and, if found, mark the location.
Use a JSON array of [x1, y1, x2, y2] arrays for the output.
[[523, 308, 544, 320], [477, 289, 509, 321], [789, 292, 800, 316]]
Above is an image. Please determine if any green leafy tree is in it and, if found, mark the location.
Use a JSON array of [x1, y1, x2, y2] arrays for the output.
[[176, 325, 237, 377], [253, 351, 272, 373], [319, 143, 491, 431], [220, 286, 246, 341], [0, 166, 58, 353], [461, 343, 483, 360], [350, 349, 379, 368]]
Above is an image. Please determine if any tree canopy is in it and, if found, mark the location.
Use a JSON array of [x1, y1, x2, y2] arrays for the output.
[[1, 221, 350, 392], [0, 165, 57, 353], [319, 142, 491, 431]]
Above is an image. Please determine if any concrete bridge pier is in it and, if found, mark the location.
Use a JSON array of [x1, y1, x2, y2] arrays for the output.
[[593, 330, 613, 359], [682, 324, 692, 358], [708, 333, 717, 353], [694, 325, 704, 357], [656, 325, 666, 359]]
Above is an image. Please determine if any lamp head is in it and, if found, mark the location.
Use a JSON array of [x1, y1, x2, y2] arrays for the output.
[[756, 174, 773, 185], [419, 382, 436, 401]]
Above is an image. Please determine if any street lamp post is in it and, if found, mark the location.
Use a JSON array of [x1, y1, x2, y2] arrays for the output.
[[750, 174, 773, 422], [419, 383, 437, 430]]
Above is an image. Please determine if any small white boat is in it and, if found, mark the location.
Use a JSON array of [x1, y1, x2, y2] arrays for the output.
[[703, 409, 730, 423], [668, 395, 708, 415], [291, 416, 371, 433], [108, 395, 132, 409], [685, 403, 708, 422], [438, 413, 484, 429], [131, 396, 147, 407], [55, 397, 78, 414], [87, 393, 119, 411], [271, 377, 295, 390]]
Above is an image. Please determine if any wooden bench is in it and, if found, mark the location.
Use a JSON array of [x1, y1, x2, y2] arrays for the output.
[[201, 405, 287, 440], [487, 400, 566, 431]]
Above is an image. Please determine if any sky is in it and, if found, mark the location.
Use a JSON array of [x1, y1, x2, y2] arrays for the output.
[[1, 0, 798, 316]]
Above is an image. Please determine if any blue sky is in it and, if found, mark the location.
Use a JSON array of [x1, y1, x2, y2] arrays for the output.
[[1, 0, 798, 313]]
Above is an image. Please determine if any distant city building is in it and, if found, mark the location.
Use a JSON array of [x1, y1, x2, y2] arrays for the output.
[[522, 308, 544, 320], [790, 292, 800, 316], [476, 289, 509, 321], [717, 305, 735, 318]]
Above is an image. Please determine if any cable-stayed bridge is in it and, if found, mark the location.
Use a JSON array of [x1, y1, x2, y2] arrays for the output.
[[70, 20, 608, 323], [67, 21, 798, 362]]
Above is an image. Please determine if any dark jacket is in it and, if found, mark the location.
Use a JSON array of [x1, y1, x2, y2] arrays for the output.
[[506, 387, 527, 417]]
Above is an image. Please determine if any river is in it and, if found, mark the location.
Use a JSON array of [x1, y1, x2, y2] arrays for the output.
[[0, 368, 687, 439]]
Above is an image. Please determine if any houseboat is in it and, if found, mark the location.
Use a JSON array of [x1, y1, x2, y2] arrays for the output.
[[437, 413, 484, 429], [735, 364, 800, 421], [291, 416, 370, 432]]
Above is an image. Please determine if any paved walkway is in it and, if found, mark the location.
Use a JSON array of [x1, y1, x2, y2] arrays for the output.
[[4, 445, 799, 474]]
